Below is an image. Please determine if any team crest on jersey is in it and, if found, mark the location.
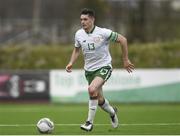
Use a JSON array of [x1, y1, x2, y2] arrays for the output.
[[93, 36, 103, 43]]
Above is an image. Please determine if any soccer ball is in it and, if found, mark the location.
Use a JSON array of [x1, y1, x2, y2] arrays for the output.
[[36, 118, 54, 134]]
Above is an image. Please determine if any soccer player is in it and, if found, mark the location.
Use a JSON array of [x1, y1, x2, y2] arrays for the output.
[[66, 8, 134, 131]]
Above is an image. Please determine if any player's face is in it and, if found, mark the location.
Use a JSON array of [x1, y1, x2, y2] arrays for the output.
[[80, 14, 94, 32]]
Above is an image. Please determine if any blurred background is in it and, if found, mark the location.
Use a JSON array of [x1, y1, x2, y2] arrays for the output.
[[0, 1, 180, 135], [1, 0, 180, 45], [0, 0, 179, 103]]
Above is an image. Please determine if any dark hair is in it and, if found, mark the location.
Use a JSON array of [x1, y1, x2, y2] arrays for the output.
[[81, 8, 95, 17]]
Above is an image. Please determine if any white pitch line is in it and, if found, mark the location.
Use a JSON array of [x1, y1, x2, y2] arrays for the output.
[[1, 123, 180, 127], [56, 123, 180, 126]]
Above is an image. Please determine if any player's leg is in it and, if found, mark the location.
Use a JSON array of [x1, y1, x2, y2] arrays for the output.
[[98, 90, 119, 128], [96, 66, 119, 128], [80, 76, 104, 131], [98, 88, 115, 117]]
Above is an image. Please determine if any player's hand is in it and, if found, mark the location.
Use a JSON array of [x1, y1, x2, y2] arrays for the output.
[[123, 59, 134, 73], [66, 63, 73, 73]]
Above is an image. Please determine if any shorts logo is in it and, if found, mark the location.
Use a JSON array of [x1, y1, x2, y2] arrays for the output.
[[100, 68, 108, 75]]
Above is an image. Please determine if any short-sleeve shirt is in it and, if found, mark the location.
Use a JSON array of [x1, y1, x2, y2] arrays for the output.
[[74, 26, 118, 71]]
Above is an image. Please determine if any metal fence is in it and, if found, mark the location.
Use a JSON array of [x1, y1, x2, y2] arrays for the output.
[[0, 0, 180, 45]]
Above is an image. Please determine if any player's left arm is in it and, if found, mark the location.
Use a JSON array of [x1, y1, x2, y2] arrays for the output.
[[115, 34, 135, 73]]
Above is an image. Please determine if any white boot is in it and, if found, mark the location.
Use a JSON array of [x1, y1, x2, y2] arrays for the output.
[[110, 107, 119, 128], [80, 121, 93, 131]]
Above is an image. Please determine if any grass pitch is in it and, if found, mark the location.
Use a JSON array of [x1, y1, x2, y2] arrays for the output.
[[0, 103, 180, 135]]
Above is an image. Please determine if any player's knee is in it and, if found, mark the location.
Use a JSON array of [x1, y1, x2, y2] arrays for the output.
[[88, 86, 97, 97], [88, 86, 96, 93]]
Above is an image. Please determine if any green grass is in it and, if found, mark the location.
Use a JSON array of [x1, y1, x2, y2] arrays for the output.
[[0, 103, 180, 135]]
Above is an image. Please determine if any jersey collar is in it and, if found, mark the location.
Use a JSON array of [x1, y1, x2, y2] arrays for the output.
[[86, 25, 96, 34]]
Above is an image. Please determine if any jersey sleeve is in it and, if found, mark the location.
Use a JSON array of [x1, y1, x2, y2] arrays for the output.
[[74, 32, 81, 48], [102, 28, 118, 42]]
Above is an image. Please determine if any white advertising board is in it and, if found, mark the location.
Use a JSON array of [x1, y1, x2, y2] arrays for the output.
[[50, 69, 180, 98]]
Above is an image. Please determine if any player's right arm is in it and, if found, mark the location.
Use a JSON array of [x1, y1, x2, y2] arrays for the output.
[[66, 47, 81, 73]]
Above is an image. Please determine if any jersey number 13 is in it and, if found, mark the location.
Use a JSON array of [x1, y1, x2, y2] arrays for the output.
[[88, 43, 95, 50]]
